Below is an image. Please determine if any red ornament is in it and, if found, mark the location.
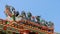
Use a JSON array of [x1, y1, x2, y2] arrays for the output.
[[32, 16, 35, 18], [3, 26, 7, 30]]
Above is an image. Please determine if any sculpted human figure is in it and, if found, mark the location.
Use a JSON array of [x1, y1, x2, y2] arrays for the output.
[[27, 12, 32, 20]]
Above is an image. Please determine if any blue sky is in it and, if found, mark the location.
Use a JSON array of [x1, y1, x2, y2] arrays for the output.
[[0, 0, 60, 32]]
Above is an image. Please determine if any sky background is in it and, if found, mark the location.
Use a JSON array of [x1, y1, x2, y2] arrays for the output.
[[0, 0, 60, 32]]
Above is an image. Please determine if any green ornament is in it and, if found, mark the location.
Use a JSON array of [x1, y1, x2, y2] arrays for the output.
[[12, 15, 15, 21], [6, 21, 9, 24]]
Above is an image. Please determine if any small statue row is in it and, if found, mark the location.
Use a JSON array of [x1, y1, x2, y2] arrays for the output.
[[4, 5, 54, 27]]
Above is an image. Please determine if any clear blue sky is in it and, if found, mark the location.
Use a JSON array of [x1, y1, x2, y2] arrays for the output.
[[0, 0, 60, 32]]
